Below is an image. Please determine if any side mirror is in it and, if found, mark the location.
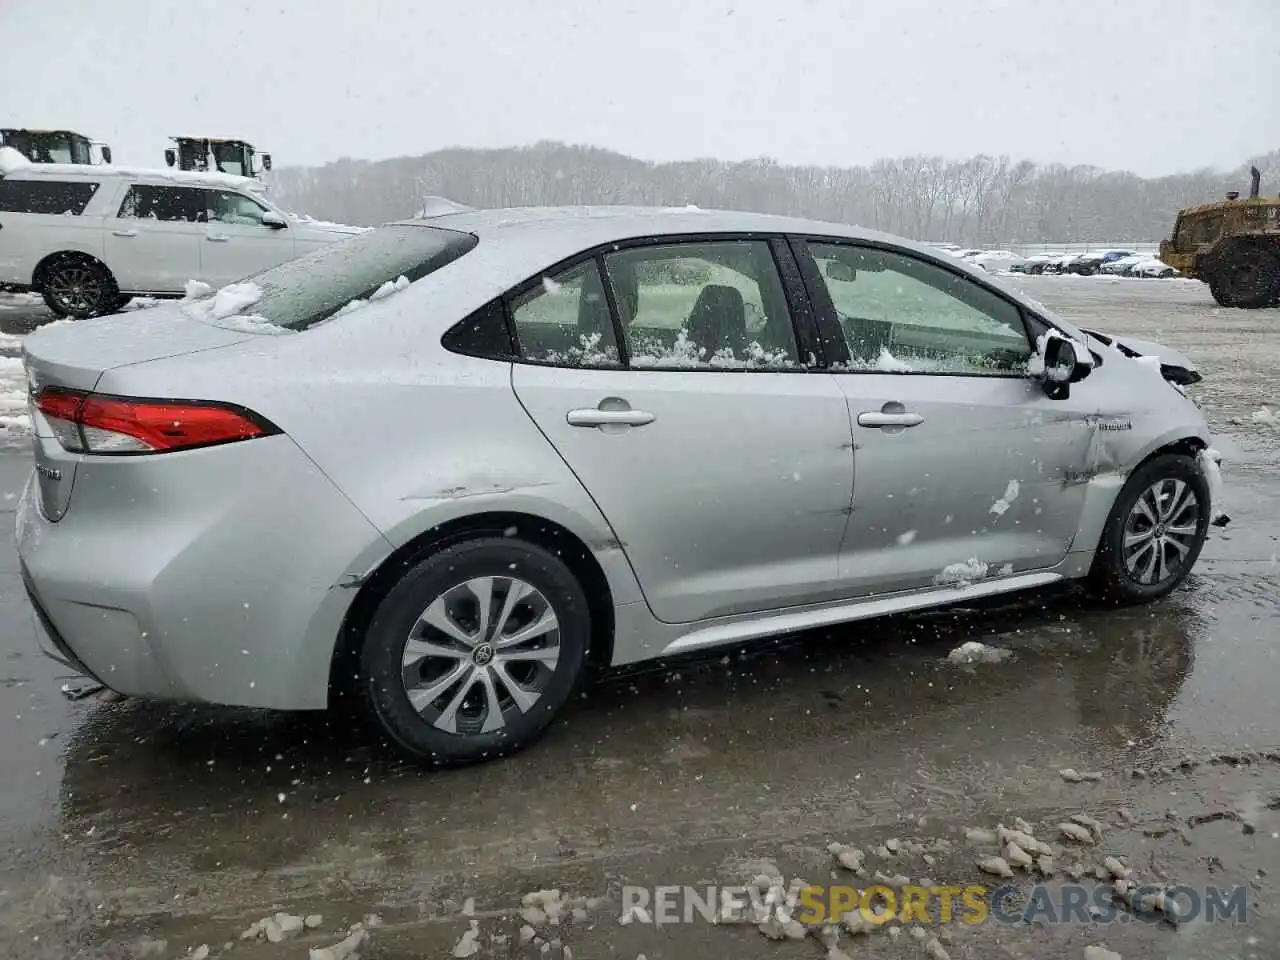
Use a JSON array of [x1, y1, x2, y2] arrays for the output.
[[164, 148, 177, 168], [825, 260, 857, 282], [101, 146, 112, 164], [1041, 335, 1094, 399], [260, 210, 288, 229], [261, 153, 272, 172]]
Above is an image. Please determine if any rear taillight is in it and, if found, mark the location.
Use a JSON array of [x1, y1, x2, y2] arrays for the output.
[[33, 386, 280, 455]]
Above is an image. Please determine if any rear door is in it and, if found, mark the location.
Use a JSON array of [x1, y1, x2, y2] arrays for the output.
[[101, 183, 204, 294], [792, 237, 1095, 596], [0, 177, 105, 286], [509, 237, 854, 624], [199, 188, 299, 286]]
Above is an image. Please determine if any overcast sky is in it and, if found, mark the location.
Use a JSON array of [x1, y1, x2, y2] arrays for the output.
[[3, 0, 1276, 175]]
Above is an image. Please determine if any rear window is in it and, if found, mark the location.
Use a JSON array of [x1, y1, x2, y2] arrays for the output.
[[227, 223, 478, 330], [0, 179, 99, 215]]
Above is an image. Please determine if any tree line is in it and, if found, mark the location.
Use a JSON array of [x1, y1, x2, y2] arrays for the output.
[[269, 141, 1280, 246]]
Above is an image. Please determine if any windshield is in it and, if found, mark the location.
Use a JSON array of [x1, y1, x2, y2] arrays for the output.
[[200, 223, 477, 329]]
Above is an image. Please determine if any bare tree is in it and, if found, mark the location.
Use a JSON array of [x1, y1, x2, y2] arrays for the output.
[[268, 142, 1280, 245]]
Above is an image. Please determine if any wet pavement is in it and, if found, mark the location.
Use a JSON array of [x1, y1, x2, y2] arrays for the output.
[[1, 279, 1279, 959]]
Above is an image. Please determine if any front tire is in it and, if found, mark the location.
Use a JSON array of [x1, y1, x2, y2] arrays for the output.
[[358, 537, 591, 766], [1089, 454, 1210, 604], [40, 256, 120, 318]]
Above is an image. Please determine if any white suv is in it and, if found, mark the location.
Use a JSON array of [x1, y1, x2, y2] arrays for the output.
[[0, 156, 366, 317]]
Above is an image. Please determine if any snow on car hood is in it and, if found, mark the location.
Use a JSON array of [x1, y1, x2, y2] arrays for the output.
[[287, 213, 371, 236], [1090, 333, 1197, 374]]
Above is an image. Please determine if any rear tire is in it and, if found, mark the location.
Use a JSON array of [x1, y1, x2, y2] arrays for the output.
[[39, 256, 120, 319], [1088, 454, 1210, 604], [357, 537, 591, 766], [1208, 247, 1280, 309]]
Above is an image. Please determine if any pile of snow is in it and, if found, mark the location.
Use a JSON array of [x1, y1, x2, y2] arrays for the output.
[[0, 353, 29, 443], [326, 274, 411, 323], [934, 557, 989, 586], [179, 280, 289, 335], [1251, 406, 1280, 428], [946, 641, 1012, 665], [0, 145, 31, 175], [1198, 447, 1228, 525]]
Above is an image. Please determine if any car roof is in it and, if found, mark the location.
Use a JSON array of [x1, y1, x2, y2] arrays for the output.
[[398, 204, 955, 261], [3, 162, 264, 193]]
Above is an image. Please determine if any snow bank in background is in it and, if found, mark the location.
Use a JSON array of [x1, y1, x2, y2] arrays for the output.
[[0, 146, 30, 175], [0, 354, 29, 443]]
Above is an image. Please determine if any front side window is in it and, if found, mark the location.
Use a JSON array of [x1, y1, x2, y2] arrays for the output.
[[508, 260, 622, 368], [207, 189, 270, 225], [0, 179, 98, 215], [601, 240, 801, 369], [117, 184, 206, 222], [804, 242, 1031, 375]]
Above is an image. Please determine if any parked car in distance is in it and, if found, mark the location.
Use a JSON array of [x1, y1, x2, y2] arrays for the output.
[[1129, 258, 1181, 278], [1012, 254, 1056, 274], [0, 151, 366, 317], [967, 249, 1028, 273], [1099, 254, 1149, 276], [1064, 249, 1137, 276], [18, 206, 1218, 766]]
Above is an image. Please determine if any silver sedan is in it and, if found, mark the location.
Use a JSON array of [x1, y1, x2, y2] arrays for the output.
[[18, 206, 1220, 765]]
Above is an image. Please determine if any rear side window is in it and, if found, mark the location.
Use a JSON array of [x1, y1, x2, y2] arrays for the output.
[[0, 179, 99, 215], [200, 223, 478, 330], [118, 184, 206, 222]]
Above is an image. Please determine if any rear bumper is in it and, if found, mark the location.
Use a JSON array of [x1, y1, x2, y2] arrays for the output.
[[16, 437, 395, 710], [21, 558, 105, 683]]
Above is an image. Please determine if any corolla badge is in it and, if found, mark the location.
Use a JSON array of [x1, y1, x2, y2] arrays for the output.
[[35, 463, 61, 481]]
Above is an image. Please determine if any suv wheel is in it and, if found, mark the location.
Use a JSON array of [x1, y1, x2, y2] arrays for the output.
[[358, 537, 592, 766], [1089, 454, 1210, 604], [41, 257, 120, 319]]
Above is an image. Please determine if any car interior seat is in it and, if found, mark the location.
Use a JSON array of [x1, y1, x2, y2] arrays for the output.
[[686, 284, 747, 361]]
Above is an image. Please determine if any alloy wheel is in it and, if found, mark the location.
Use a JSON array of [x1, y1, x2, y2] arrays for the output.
[[46, 263, 105, 316], [400, 576, 561, 736], [1123, 478, 1201, 586]]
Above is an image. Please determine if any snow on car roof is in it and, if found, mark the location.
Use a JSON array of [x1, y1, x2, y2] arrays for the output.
[[1, 160, 265, 192], [406, 204, 958, 260]]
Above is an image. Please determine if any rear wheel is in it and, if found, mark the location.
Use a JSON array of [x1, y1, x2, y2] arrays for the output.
[[39, 256, 120, 318], [1209, 246, 1280, 309], [1089, 454, 1210, 604], [358, 537, 591, 766]]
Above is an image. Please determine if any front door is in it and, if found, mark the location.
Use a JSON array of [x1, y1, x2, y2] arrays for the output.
[[199, 189, 297, 286], [509, 239, 854, 624], [793, 239, 1094, 596], [101, 183, 204, 294]]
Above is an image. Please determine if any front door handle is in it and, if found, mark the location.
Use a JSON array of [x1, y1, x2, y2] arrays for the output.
[[857, 411, 924, 428], [566, 408, 655, 428], [111, 229, 137, 238], [206, 234, 229, 242], [568, 407, 655, 427]]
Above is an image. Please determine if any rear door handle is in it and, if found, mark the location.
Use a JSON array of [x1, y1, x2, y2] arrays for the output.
[[857, 411, 924, 428], [566, 409, 655, 428], [111, 229, 137, 238]]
